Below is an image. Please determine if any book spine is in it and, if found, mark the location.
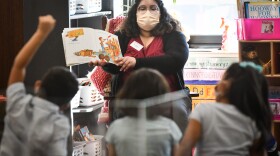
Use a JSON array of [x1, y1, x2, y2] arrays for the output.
[[245, 2, 249, 18]]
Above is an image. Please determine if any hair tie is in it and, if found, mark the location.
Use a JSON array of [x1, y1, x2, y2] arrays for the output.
[[239, 61, 263, 73]]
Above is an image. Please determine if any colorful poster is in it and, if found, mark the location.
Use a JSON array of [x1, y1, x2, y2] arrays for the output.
[[192, 99, 216, 110], [184, 52, 238, 108], [187, 84, 216, 99]]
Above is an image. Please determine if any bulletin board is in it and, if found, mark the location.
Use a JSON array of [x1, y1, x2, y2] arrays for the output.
[[184, 52, 239, 109]]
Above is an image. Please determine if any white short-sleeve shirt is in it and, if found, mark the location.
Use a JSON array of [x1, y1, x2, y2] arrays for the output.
[[190, 103, 260, 156], [105, 116, 182, 156]]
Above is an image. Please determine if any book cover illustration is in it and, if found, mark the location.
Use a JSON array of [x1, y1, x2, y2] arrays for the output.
[[80, 126, 95, 141], [261, 20, 274, 33], [270, 101, 280, 115], [62, 28, 122, 66], [244, 1, 280, 18], [269, 99, 280, 120], [237, 0, 271, 18]]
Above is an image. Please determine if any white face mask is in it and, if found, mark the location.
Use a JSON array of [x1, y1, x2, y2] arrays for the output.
[[137, 11, 160, 31]]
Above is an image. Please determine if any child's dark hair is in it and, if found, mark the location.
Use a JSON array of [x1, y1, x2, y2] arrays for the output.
[[242, 45, 255, 53], [116, 68, 170, 118], [39, 67, 79, 106], [224, 62, 272, 150], [120, 0, 182, 37]]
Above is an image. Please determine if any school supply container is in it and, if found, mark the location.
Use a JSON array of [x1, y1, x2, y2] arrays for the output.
[[73, 142, 86, 156], [237, 18, 280, 40], [79, 86, 104, 107], [79, 135, 103, 156], [71, 89, 81, 108], [76, 0, 102, 14], [69, 0, 77, 15]]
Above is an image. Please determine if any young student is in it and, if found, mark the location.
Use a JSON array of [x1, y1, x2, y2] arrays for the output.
[[176, 62, 273, 156], [105, 68, 182, 156], [0, 15, 79, 156], [91, 0, 191, 134]]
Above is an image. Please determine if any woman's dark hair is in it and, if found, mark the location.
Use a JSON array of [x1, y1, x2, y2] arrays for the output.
[[116, 68, 171, 118], [39, 67, 79, 107], [224, 62, 272, 150], [120, 0, 182, 37]]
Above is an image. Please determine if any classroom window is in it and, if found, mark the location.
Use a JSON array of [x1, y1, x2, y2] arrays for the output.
[[164, 0, 238, 50]]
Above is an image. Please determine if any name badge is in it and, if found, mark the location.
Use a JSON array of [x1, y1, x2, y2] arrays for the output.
[[130, 41, 143, 51]]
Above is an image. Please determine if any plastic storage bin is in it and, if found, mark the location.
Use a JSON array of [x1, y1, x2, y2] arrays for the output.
[[71, 89, 81, 108], [73, 142, 86, 156], [69, 0, 77, 15], [79, 135, 103, 156], [76, 0, 102, 14], [79, 86, 104, 106], [237, 18, 280, 40]]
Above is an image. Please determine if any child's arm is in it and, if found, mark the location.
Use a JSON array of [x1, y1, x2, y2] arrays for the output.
[[8, 15, 56, 86], [108, 144, 117, 156], [172, 144, 179, 156], [176, 119, 201, 156]]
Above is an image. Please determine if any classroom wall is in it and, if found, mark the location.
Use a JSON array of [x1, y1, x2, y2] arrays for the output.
[[0, 0, 24, 90], [23, 0, 69, 91]]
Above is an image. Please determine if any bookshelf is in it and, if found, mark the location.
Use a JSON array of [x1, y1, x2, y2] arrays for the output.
[[236, 0, 280, 149], [237, 0, 280, 150], [238, 37, 280, 152]]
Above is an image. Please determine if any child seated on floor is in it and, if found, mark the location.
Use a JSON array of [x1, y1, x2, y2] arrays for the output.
[[0, 15, 79, 156], [177, 62, 275, 156], [105, 68, 182, 156]]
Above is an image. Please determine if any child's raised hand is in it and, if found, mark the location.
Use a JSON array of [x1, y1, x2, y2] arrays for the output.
[[37, 15, 56, 35]]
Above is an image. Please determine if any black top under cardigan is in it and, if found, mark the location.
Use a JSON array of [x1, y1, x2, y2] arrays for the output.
[[102, 30, 189, 96]]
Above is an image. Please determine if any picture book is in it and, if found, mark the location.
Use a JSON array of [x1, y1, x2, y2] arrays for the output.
[[80, 126, 95, 141], [269, 99, 280, 120], [237, 0, 271, 18], [73, 130, 85, 141], [244, 1, 280, 18], [62, 28, 122, 66]]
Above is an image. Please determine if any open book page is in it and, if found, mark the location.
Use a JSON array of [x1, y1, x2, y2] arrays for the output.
[[62, 28, 122, 66]]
